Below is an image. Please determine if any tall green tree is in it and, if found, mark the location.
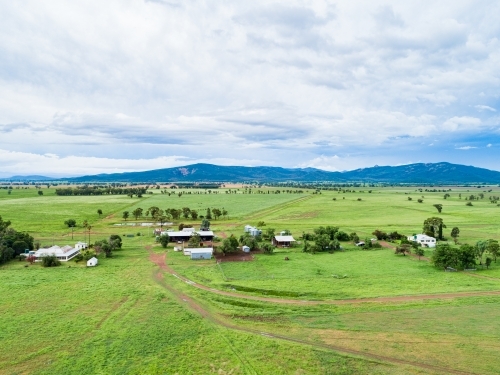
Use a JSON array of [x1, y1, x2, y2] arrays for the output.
[[487, 239, 500, 262], [432, 243, 458, 270], [64, 219, 77, 228], [122, 211, 129, 221], [433, 204, 443, 213], [423, 217, 446, 240], [450, 227, 460, 244], [97, 209, 103, 217], [132, 207, 143, 220], [206, 208, 212, 220]]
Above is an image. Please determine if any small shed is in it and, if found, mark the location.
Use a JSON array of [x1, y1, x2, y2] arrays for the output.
[[272, 235, 296, 247], [87, 257, 98, 267], [190, 248, 213, 260], [242, 245, 250, 253]]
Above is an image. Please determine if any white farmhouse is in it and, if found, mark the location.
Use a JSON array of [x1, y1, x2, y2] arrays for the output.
[[407, 234, 436, 248], [34, 243, 84, 262]]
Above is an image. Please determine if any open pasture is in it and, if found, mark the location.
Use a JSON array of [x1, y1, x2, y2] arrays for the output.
[[2, 185, 500, 374]]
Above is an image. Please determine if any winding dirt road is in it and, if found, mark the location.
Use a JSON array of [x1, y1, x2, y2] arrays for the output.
[[149, 250, 483, 375], [150, 252, 500, 306]]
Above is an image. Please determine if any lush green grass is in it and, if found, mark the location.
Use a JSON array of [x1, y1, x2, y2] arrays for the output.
[[3, 239, 397, 375], [167, 247, 500, 299], [2, 185, 500, 374]]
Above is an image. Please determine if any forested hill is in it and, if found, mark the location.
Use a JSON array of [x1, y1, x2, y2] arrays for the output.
[[65, 162, 500, 184]]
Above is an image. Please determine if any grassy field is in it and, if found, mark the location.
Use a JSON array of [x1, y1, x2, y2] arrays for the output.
[[2, 185, 500, 374]]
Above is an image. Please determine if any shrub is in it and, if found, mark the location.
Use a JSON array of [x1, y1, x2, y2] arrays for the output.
[[466, 202, 473, 206], [41, 255, 61, 267]]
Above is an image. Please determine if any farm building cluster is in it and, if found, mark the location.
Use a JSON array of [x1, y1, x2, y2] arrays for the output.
[[155, 227, 214, 242], [24, 242, 88, 262]]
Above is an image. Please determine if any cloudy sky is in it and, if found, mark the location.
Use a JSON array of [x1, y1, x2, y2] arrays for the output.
[[1, 0, 499, 177]]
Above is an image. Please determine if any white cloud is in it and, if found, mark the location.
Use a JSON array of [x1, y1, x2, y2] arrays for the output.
[[475, 105, 497, 112], [487, 143, 492, 147], [455, 146, 477, 150], [0, 1, 499, 174], [442, 116, 482, 131]]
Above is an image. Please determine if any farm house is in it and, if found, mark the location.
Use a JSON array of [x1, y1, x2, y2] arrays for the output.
[[407, 234, 436, 248], [272, 235, 296, 247], [189, 248, 213, 260], [34, 243, 86, 262]]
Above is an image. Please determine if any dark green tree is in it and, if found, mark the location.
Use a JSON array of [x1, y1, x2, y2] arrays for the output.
[[450, 227, 460, 244], [159, 234, 169, 248], [122, 211, 129, 221], [64, 219, 77, 228]]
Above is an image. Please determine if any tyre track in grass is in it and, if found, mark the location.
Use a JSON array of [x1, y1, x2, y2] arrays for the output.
[[150, 252, 479, 375], [152, 251, 500, 306]]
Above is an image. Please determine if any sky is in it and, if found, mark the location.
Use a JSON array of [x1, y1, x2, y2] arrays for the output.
[[1, 0, 499, 177]]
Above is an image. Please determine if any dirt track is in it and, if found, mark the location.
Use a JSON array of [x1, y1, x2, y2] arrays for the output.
[[150, 252, 500, 306], [149, 250, 481, 375]]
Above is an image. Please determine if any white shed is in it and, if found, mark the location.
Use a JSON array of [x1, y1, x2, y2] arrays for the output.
[[190, 248, 213, 260], [87, 257, 98, 267]]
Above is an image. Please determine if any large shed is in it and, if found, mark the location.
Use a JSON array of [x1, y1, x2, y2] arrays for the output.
[[190, 248, 213, 260]]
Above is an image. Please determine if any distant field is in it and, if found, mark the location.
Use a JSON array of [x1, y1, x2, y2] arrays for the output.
[[2, 185, 500, 374]]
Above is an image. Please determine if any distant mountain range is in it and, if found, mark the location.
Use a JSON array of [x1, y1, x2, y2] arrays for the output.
[[0, 175, 55, 181], [2, 162, 499, 183], [62, 162, 500, 184]]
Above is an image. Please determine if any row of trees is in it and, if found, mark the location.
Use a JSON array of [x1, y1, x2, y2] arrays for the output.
[[123, 206, 228, 223], [431, 240, 499, 270], [55, 187, 147, 197]]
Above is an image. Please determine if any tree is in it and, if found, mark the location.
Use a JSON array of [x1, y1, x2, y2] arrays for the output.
[[450, 227, 460, 244], [182, 207, 191, 219], [486, 257, 492, 269], [41, 255, 61, 267], [222, 209, 228, 219], [109, 234, 122, 249], [212, 208, 222, 220], [432, 243, 458, 270], [132, 207, 143, 220], [475, 240, 488, 265], [64, 219, 77, 228], [423, 217, 446, 240], [187, 233, 202, 248], [38, 190, 43, 196], [261, 243, 275, 254], [219, 235, 239, 254], [372, 230, 388, 240], [122, 211, 129, 221], [433, 204, 443, 213], [458, 244, 476, 269], [190, 210, 198, 220], [349, 232, 360, 243], [414, 247, 425, 260], [206, 208, 212, 220], [395, 244, 412, 256], [487, 239, 500, 262], [257, 221, 266, 227], [158, 215, 168, 229], [201, 218, 210, 230], [263, 228, 275, 241], [159, 234, 169, 248], [97, 209, 103, 217]]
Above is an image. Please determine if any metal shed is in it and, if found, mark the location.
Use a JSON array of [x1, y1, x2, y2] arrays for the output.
[[190, 248, 213, 260]]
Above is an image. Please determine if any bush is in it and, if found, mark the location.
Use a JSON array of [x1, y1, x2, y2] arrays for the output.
[[466, 202, 473, 206], [159, 234, 169, 248], [41, 255, 61, 267]]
